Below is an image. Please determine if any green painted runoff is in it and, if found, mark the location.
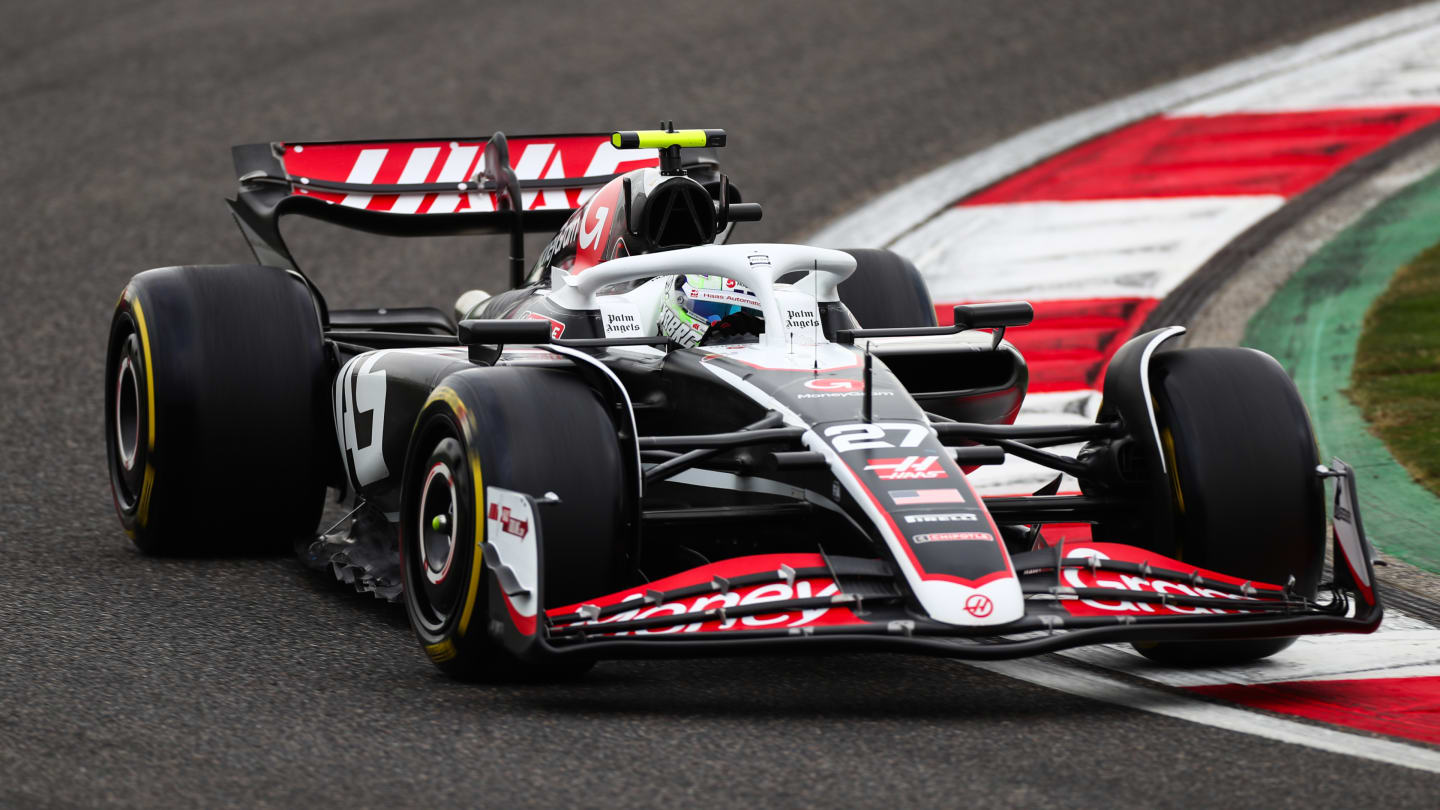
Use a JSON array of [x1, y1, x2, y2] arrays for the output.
[[1245, 166, 1440, 573]]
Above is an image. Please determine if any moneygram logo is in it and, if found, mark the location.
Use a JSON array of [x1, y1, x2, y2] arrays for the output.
[[805, 378, 863, 392]]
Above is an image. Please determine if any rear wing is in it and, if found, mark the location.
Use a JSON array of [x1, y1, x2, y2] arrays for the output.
[[228, 132, 696, 286]]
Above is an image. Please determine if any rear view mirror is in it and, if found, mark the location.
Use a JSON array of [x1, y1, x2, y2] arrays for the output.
[[457, 319, 553, 366], [951, 302, 1034, 331], [457, 319, 553, 346]]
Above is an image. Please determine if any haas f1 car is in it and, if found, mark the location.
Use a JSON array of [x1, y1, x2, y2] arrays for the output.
[[106, 127, 1382, 680]]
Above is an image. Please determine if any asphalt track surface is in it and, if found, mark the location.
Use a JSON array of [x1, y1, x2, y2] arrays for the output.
[[3, 2, 1436, 807]]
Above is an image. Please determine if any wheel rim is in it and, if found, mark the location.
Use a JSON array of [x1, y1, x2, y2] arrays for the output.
[[408, 434, 472, 633], [419, 462, 458, 587], [107, 325, 147, 514], [115, 355, 141, 472]]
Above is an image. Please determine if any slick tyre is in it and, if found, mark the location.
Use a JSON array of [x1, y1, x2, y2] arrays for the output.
[[400, 368, 629, 681], [1133, 348, 1325, 666], [105, 265, 329, 555], [838, 249, 937, 329]]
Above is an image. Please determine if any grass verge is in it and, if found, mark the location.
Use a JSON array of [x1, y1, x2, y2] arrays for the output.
[[1349, 241, 1440, 495]]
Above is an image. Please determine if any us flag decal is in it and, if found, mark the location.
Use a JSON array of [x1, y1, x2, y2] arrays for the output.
[[889, 488, 966, 506]]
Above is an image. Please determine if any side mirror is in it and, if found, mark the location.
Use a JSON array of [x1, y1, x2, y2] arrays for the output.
[[727, 203, 763, 223], [951, 302, 1034, 331], [834, 300, 1035, 346], [715, 174, 761, 231], [457, 319, 553, 346], [458, 318, 551, 363]]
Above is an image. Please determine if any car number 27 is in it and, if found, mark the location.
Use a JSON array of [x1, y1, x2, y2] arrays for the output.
[[823, 422, 928, 453]]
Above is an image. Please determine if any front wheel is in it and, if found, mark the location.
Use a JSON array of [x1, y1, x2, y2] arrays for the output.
[[1133, 347, 1325, 666], [399, 367, 631, 681]]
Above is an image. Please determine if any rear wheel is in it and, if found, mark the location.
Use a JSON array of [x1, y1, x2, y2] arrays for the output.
[[400, 367, 630, 681], [837, 248, 937, 328], [105, 265, 329, 554], [1133, 348, 1325, 665]]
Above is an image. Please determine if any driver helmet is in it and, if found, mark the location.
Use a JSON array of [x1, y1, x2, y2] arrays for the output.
[[659, 274, 764, 347]]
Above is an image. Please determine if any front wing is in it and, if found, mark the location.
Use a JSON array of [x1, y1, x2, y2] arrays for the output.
[[483, 459, 1381, 662]]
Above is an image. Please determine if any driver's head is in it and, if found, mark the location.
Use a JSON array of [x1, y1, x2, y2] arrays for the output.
[[659, 274, 764, 347]]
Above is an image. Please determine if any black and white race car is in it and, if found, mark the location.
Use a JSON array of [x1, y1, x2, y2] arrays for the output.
[[105, 127, 1381, 680]]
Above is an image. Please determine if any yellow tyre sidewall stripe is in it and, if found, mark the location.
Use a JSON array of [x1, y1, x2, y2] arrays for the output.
[[138, 466, 156, 529], [424, 639, 457, 663], [458, 446, 484, 638], [1160, 426, 1185, 514], [424, 386, 486, 638], [131, 295, 158, 527]]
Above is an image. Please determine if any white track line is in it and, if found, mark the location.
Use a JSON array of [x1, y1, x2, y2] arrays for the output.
[[893, 196, 1284, 303], [969, 656, 1440, 775], [807, 1, 1440, 250], [1176, 23, 1440, 114], [1060, 609, 1440, 687]]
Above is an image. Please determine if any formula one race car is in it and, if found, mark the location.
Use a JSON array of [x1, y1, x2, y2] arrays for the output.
[[105, 127, 1382, 680]]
